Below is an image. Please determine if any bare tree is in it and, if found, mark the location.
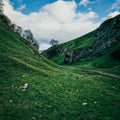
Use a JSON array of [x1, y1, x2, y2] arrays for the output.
[[32, 38, 39, 51], [16, 26, 23, 36], [23, 29, 34, 43], [0, 0, 3, 15], [10, 24, 16, 32], [50, 39, 59, 46]]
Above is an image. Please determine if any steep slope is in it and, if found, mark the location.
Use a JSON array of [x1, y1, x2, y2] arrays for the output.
[[42, 15, 120, 74], [1, 17, 120, 120]]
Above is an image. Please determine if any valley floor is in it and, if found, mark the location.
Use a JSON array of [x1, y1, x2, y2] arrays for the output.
[[66, 66, 120, 79], [0, 20, 120, 120], [1, 62, 120, 120]]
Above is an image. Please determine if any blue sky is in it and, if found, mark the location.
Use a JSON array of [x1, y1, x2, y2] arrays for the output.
[[10, 0, 116, 18], [3, 0, 120, 50], [10, 0, 56, 14]]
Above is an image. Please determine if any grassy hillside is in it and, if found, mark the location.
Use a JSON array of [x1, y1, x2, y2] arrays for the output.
[[59, 30, 97, 50], [49, 30, 97, 64], [43, 15, 120, 75], [50, 31, 97, 65], [0, 19, 120, 120]]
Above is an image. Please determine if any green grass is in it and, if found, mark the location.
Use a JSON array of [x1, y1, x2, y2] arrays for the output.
[[70, 54, 120, 75], [0, 20, 120, 120], [46, 15, 120, 73], [59, 30, 97, 50], [50, 55, 65, 64], [48, 26, 120, 76], [51, 31, 97, 65]]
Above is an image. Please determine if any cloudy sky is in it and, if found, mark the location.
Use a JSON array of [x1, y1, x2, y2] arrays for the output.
[[3, 0, 120, 50]]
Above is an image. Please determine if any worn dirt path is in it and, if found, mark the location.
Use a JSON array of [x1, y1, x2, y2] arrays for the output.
[[67, 66, 120, 79]]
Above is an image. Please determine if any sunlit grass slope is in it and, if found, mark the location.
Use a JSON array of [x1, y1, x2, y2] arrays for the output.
[[59, 30, 97, 50], [50, 30, 97, 64], [0, 21, 120, 120], [49, 16, 120, 75], [51, 31, 120, 73]]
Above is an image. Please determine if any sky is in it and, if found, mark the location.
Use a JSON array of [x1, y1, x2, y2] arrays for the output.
[[3, 0, 120, 50]]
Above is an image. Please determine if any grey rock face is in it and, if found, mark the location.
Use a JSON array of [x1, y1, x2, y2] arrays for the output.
[[41, 45, 61, 58], [63, 15, 120, 64], [42, 15, 120, 64]]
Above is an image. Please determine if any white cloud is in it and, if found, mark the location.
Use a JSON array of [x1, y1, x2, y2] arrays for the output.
[[105, 0, 120, 22], [106, 0, 120, 12], [79, 0, 89, 6], [103, 11, 120, 21], [17, 4, 26, 11], [107, 11, 120, 18], [39, 43, 51, 52], [79, 0, 94, 6], [42, 0, 77, 23], [3, 0, 100, 50], [111, 0, 120, 11], [106, 11, 120, 19]]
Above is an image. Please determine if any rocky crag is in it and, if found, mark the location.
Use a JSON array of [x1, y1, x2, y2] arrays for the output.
[[42, 15, 120, 64]]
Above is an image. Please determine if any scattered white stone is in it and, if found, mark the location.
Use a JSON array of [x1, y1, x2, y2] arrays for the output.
[[12, 85, 14, 88], [23, 83, 28, 89], [82, 102, 87, 105], [76, 89, 79, 92], [94, 101, 97, 104], [22, 75, 26, 78], [112, 86, 115, 89], [9, 99, 13, 103], [32, 117, 36, 120], [20, 83, 29, 91]]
